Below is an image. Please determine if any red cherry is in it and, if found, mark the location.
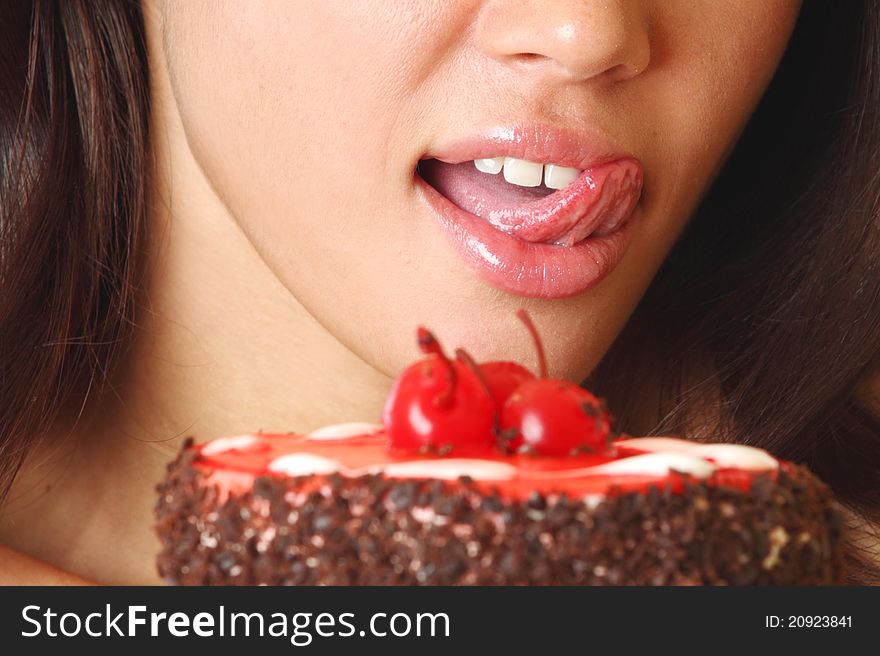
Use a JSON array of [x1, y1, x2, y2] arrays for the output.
[[500, 380, 613, 456], [382, 328, 495, 455], [497, 308, 615, 456], [480, 361, 536, 413]]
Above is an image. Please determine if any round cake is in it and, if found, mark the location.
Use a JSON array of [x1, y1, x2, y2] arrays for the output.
[[156, 426, 844, 585], [155, 311, 846, 585]]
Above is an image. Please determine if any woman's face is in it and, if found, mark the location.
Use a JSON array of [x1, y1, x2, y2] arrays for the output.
[[157, 0, 800, 381]]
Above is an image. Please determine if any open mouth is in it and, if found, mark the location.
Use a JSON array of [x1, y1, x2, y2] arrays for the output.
[[413, 128, 644, 299], [416, 154, 642, 248]]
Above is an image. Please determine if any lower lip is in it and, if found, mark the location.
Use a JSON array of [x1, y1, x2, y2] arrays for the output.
[[415, 174, 638, 299]]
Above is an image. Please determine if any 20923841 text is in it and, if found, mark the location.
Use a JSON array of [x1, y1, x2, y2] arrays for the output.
[[764, 615, 852, 628]]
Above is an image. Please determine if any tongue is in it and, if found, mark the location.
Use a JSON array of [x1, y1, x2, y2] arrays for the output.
[[422, 159, 555, 206], [419, 158, 642, 246]]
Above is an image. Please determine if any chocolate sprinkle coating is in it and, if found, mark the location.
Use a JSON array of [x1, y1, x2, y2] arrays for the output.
[[155, 441, 846, 585]]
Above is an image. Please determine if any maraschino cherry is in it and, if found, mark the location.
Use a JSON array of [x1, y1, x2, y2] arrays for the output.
[[499, 309, 614, 457], [479, 361, 536, 415], [382, 327, 495, 455]]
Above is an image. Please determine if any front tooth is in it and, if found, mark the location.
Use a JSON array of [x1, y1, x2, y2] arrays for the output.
[[503, 157, 543, 187], [544, 164, 580, 190], [474, 157, 504, 174]]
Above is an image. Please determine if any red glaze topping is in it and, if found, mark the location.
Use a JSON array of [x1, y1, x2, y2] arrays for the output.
[[192, 428, 780, 503]]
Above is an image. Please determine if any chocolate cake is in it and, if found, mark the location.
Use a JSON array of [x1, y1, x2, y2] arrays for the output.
[[155, 427, 845, 585], [155, 311, 846, 585]]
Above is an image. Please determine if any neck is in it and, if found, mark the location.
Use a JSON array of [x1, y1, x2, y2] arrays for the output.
[[0, 34, 391, 583]]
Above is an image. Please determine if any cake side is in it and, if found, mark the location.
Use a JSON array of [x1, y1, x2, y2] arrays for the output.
[[155, 439, 847, 585]]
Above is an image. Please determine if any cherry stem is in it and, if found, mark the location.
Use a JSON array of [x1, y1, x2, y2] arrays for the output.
[[416, 326, 456, 408], [417, 326, 444, 356], [515, 308, 548, 379], [455, 347, 499, 433]]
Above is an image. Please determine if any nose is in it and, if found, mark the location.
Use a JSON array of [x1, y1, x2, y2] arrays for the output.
[[475, 0, 651, 83]]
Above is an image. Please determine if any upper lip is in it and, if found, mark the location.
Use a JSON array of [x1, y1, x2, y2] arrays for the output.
[[421, 123, 637, 171]]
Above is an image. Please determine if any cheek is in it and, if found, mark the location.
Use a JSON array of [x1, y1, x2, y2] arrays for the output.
[[570, 1, 801, 360], [636, 1, 801, 251], [160, 0, 485, 375], [163, 1, 463, 235]]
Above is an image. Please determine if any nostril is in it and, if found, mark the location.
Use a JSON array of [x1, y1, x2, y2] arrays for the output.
[[510, 52, 552, 68]]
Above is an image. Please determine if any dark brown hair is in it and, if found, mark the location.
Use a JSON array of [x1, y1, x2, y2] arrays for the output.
[[0, 0, 149, 494], [1, 2, 878, 582]]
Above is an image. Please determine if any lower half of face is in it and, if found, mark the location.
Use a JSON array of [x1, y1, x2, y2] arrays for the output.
[[159, 0, 801, 381]]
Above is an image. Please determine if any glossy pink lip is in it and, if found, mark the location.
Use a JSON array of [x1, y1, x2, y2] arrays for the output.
[[416, 125, 644, 299]]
